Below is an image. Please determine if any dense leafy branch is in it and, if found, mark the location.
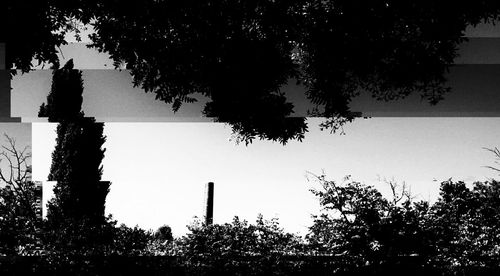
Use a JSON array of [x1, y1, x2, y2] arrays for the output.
[[8, 1, 500, 143]]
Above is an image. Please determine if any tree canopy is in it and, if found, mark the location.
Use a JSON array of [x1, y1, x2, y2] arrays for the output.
[[306, 173, 500, 274], [4, 0, 68, 74], [7, 1, 500, 144]]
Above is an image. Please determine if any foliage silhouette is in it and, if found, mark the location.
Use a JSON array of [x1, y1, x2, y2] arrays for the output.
[[154, 225, 174, 243], [108, 223, 153, 256], [428, 179, 500, 272], [39, 60, 110, 254], [37, 60, 161, 261], [177, 215, 304, 275], [45, 120, 108, 225], [0, 134, 39, 256], [3, 0, 83, 74], [8, 1, 500, 143], [306, 174, 434, 272], [1, 172, 500, 274], [38, 59, 83, 121], [307, 173, 500, 275]]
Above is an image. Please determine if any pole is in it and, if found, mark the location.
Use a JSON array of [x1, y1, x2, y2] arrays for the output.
[[204, 182, 214, 225]]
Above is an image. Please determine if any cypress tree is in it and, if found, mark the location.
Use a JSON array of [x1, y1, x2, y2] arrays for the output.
[[40, 59, 110, 233], [38, 59, 84, 121]]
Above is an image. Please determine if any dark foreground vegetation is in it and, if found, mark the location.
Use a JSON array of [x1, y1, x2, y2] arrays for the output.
[[2, 170, 500, 275], [3, 5, 500, 270]]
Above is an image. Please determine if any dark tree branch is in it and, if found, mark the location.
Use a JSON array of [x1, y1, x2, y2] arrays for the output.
[[378, 176, 414, 206], [0, 134, 33, 214], [484, 147, 500, 174], [307, 171, 353, 225]]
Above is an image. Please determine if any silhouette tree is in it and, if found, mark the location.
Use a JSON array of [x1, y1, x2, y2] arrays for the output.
[[45, 120, 108, 225], [428, 179, 500, 272], [38, 59, 83, 121], [306, 172, 500, 274], [111, 224, 153, 256], [0, 134, 39, 255], [40, 60, 110, 246], [306, 173, 435, 271], [179, 215, 302, 275], [154, 225, 173, 243]]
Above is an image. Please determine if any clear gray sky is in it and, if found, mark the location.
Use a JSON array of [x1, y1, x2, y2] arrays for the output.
[[32, 118, 500, 236]]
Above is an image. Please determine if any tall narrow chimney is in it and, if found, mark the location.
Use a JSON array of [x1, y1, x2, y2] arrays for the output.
[[204, 182, 214, 225]]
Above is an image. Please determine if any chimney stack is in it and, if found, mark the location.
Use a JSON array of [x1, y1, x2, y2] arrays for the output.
[[204, 182, 214, 225]]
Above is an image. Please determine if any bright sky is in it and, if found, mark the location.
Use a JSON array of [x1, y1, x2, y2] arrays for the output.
[[32, 118, 500, 237]]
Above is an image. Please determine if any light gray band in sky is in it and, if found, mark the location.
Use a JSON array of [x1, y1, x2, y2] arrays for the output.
[[10, 64, 500, 120]]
